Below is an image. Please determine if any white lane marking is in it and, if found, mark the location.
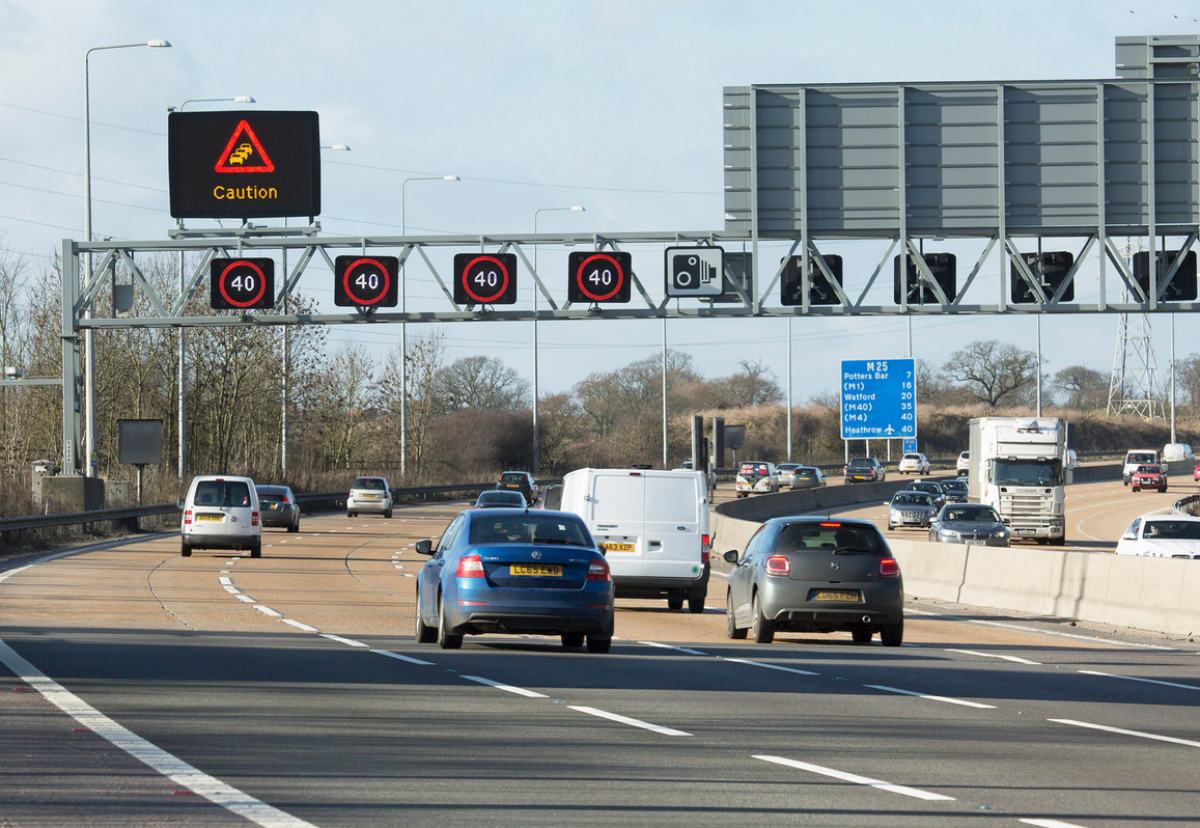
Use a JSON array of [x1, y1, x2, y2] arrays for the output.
[[372, 650, 435, 666], [968, 619, 1175, 650], [461, 676, 548, 698], [320, 634, 368, 648], [218, 577, 233, 586], [222, 585, 241, 595], [235, 595, 256, 604], [282, 619, 319, 633], [754, 754, 955, 801], [1050, 718, 1200, 748], [1078, 670, 1200, 691], [723, 658, 820, 677], [219, 570, 231, 574], [0, 640, 319, 828], [253, 605, 282, 618], [864, 684, 996, 709], [1020, 820, 1093, 828], [569, 706, 691, 737], [946, 649, 1042, 665], [638, 641, 709, 656]]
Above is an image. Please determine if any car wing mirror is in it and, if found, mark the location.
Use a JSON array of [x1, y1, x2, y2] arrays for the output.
[[415, 539, 434, 555], [723, 550, 740, 563], [1002, 518, 1011, 525], [1122, 532, 1137, 541], [177, 498, 185, 510]]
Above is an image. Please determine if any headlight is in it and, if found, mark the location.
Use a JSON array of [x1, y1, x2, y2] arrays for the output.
[[994, 530, 1009, 539], [941, 529, 961, 538]]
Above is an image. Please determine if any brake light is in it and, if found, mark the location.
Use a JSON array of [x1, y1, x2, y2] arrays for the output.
[[701, 533, 711, 564], [456, 554, 485, 578], [251, 511, 260, 526], [587, 557, 611, 581], [183, 509, 193, 525], [880, 558, 900, 579], [765, 555, 790, 576]]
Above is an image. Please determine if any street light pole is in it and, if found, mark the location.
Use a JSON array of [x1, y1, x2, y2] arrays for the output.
[[532, 206, 584, 473], [83, 39, 169, 478], [399, 175, 458, 478]]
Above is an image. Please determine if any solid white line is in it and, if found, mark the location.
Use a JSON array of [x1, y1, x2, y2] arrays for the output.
[[946, 649, 1041, 665], [1078, 670, 1200, 691], [321, 634, 368, 648], [0, 640, 319, 828], [253, 605, 282, 618], [864, 684, 996, 709], [723, 657, 820, 676], [754, 754, 955, 801], [1019, 820, 1092, 828], [638, 641, 709, 656], [372, 650, 435, 666], [281, 619, 319, 633], [1050, 718, 1200, 748], [969, 619, 1174, 650], [569, 706, 691, 736], [461, 675, 548, 698]]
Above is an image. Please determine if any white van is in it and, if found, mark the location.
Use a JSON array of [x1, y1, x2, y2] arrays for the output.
[[1123, 450, 1160, 486], [180, 475, 262, 557], [1162, 443, 1195, 463], [560, 468, 710, 613]]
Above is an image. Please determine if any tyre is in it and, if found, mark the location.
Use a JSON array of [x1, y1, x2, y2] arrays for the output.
[[347, 511, 355, 518], [437, 594, 463, 649], [667, 594, 684, 611], [751, 592, 775, 644], [1161, 486, 1168, 493], [1133, 487, 1139, 493], [726, 591, 747, 639], [852, 628, 873, 644], [180, 542, 192, 557], [585, 634, 612, 653], [384, 507, 393, 519], [881, 619, 904, 647], [687, 589, 706, 614], [288, 522, 299, 533], [250, 542, 262, 559], [561, 632, 585, 648], [414, 593, 437, 643]]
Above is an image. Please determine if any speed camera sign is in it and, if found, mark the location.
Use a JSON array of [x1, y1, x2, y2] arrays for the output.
[[665, 246, 724, 297]]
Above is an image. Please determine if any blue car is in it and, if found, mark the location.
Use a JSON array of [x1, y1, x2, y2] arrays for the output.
[[414, 508, 615, 653]]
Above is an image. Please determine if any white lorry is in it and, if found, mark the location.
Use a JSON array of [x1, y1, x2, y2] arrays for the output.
[[967, 417, 1070, 545], [559, 468, 711, 613]]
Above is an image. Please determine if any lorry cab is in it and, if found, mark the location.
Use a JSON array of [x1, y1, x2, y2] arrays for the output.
[[559, 468, 710, 613]]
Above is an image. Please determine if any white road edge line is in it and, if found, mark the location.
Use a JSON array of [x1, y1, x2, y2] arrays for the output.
[[372, 650, 436, 666], [1049, 718, 1200, 748], [0, 640, 319, 828], [723, 657, 820, 677], [864, 684, 996, 709], [754, 755, 955, 801], [569, 706, 691, 736], [282, 619, 319, 633], [321, 634, 368, 648], [253, 606, 282, 618], [945, 649, 1042, 665], [1077, 670, 1200, 691], [1019, 819, 1093, 828], [461, 675, 548, 698], [638, 641, 709, 656]]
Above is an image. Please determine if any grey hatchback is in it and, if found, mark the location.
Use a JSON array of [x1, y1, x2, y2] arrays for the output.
[[724, 517, 903, 646]]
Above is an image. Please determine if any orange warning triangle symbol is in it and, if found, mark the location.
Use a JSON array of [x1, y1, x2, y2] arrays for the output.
[[214, 120, 275, 173]]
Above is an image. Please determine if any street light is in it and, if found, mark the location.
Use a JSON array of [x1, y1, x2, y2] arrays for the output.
[[532, 206, 585, 474], [167, 95, 254, 112], [83, 38, 170, 478], [398, 174, 459, 478], [321, 144, 351, 151]]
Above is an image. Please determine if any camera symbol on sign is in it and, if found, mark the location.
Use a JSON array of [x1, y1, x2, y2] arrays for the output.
[[672, 255, 715, 290]]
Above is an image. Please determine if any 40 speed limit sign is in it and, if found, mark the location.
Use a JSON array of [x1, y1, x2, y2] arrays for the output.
[[334, 255, 399, 307], [453, 253, 518, 305], [210, 258, 275, 309]]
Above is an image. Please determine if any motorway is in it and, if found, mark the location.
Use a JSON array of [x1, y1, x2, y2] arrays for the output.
[[1, 477, 1198, 828]]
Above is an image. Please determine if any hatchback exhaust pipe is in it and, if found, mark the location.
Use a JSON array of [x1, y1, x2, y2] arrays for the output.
[[861, 615, 872, 624]]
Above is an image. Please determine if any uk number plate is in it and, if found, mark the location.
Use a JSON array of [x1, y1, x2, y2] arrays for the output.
[[812, 589, 860, 602], [196, 514, 223, 522], [510, 564, 562, 577], [600, 542, 635, 553]]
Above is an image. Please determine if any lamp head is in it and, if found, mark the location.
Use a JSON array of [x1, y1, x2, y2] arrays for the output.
[[444, 175, 460, 181], [234, 95, 255, 103], [147, 39, 171, 48]]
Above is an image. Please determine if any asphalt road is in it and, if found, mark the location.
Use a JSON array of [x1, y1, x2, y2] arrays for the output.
[[1, 485, 1198, 828]]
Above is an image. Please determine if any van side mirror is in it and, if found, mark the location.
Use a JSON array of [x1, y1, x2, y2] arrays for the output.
[[1122, 532, 1136, 541], [415, 540, 433, 555], [177, 498, 185, 510], [723, 550, 739, 563]]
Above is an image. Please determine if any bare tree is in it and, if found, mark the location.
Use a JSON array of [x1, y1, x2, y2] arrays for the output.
[[434, 355, 530, 411], [943, 340, 1039, 408], [1051, 364, 1108, 410], [1175, 353, 1200, 412]]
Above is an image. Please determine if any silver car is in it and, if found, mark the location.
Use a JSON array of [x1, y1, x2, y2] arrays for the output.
[[928, 504, 1010, 547], [887, 491, 937, 530]]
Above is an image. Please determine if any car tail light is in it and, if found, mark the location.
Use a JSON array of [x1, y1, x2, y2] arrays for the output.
[[456, 554, 485, 578], [183, 509, 193, 525], [765, 555, 790, 576], [880, 558, 900, 579], [251, 511, 260, 526], [587, 557, 611, 582], [701, 533, 711, 564]]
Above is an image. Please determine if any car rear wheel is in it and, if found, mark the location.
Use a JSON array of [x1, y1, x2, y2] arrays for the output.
[[561, 632, 585, 648], [288, 522, 299, 533], [751, 592, 774, 644], [180, 542, 191, 557], [437, 594, 463, 650], [726, 591, 747, 639], [851, 628, 873, 644], [250, 543, 261, 559], [414, 593, 437, 644], [667, 594, 684, 611], [384, 507, 393, 519], [687, 589, 706, 614], [881, 619, 904, 647], [347, 511, 355, 518], [585, 634, 611, 653]]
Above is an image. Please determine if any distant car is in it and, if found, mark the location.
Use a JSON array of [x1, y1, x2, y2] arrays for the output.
[[1123, 450, 1159, 485], [1130, 464, 1168, 493], [928, 503, 1010, 547], [939, 478, 968, 503], [723, 517, 903, 646], [1163, 443, 1195, 463], [347, 476, 393, 518], [255, 484, 300, 533], [497, 471, 539, 504], [904, 479, 946, 508], [843, 457, 886, 484], [475, 490, 528, 509], [898, 453, 930, 475], [887, 491, 938, 530], [180, 475, 262, 558], [539, 484, 563, 510], [735, 462, 780, 498], [776, 463, 801, 488], [1116, 514, 1200, 559], [956, 451, 970, 473], [789, 466, 827, 490], [414, 507, 614, 651], [1195, 464, 1200, 482]]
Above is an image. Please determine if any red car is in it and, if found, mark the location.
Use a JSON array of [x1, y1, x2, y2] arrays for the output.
[[1194, 464, 1200, 482], [1131, 464, 1168, 493]]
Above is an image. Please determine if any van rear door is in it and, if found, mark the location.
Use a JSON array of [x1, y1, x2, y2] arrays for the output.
[[589, 472, 645, 578], [643, 473, 703, 579]]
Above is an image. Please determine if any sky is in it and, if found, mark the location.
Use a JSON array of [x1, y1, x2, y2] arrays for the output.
[[1, 0, 1198, 403]]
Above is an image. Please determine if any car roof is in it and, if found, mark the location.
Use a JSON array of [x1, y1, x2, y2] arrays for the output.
[[1137, 512, 1200, 523], [255, 485, 291, 493], [763, 516, 880, 529]]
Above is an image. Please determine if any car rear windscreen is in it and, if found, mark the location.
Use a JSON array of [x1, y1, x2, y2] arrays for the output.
[[194, 480, 251, 507]]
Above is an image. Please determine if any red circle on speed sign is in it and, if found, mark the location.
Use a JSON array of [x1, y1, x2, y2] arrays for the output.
[[575, 253, 625, 301], [341, 257, 392, 305], [218, 260, 268, 308], [460, 255, 511, 304]]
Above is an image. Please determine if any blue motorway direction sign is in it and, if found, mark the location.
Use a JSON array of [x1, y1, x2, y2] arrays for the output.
[[841, 359, 916, 440], [903, 438, 918, 454]]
